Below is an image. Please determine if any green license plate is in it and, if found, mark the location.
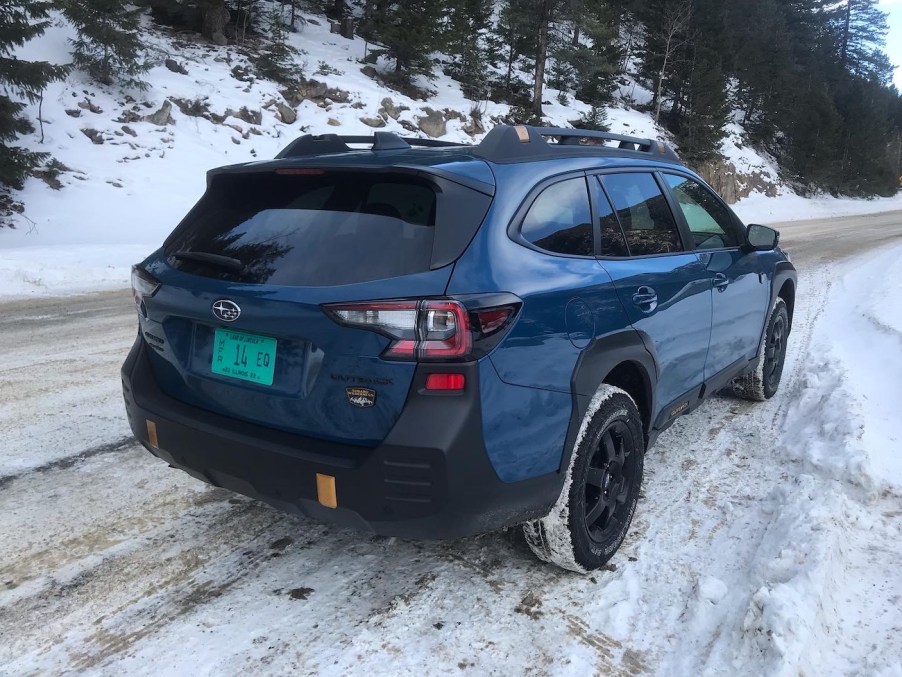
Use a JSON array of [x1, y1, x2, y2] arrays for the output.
[[211, 328, 277, 386]]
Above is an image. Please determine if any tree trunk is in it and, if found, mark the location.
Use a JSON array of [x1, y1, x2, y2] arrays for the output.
[[840, 0, 852, 68], [533, 0, 552, 118]]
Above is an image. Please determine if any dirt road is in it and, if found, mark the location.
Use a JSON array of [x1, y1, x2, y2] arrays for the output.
[[1, 210, 901, 675]]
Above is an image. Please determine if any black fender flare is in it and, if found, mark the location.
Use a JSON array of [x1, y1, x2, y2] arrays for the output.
[[557, 329, 658, 475]]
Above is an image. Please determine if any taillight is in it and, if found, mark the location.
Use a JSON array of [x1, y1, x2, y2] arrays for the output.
[[324, 296, 521, 362], [131, 266, 160, 314]]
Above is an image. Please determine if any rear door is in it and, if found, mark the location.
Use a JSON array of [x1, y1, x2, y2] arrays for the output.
[[592, 171, 713, 415], [661, 173, 770, 379], [142, 169, 490, 446]]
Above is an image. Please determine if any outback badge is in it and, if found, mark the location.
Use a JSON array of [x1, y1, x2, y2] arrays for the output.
[[346, 387, 376, 408]]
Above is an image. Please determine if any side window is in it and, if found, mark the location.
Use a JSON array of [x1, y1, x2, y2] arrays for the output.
[[663, 174, 741, 250], [592, 178, 630, 257], [521, 177, 593, 256], [600, 173, 683, 256]]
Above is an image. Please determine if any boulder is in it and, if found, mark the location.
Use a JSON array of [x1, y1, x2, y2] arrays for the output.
[[416, 108, 446, 138], [276, 102, 297, 125], [380, 97, 407, 121], [81, 128, 104, 144], [165, 59, 189, 75], [145, 100, 174, 126], [360, 116, 386, 128], [225, 106, 262, 126]]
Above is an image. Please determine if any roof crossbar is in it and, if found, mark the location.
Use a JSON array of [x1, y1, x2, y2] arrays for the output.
[[276, 132, 468, 158], [473, 125, 682, 165]]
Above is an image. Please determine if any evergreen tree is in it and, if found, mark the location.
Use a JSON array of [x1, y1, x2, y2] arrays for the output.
[[492, 0, 539, 101], [555, 1, 619, 108], [444, 0, 492, 100], [673, 47, 729, 164], [831, 0, 894, 84], [256, 2, 300, 83], [0, 0, 69, 197], [367, 0, 444, 84], [62, 0, 149, 88]]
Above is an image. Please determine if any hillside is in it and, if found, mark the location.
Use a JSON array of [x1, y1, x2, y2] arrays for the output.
[[3, 6, 902, 297]]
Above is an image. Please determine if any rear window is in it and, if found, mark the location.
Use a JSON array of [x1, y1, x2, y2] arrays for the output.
[[165, 172, 460, 286]]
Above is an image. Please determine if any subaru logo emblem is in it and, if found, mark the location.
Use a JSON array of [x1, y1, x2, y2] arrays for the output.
[[212, 299, 241, 322]]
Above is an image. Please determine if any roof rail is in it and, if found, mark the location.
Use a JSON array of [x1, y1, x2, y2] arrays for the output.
[[276, 132, 469, 158], [473, 125, 682, 165]]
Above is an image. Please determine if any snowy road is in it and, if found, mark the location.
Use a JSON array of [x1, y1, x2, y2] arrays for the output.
[[1, 212, 902, 675]]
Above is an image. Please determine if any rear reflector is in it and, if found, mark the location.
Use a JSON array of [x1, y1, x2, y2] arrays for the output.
[[316, 473, 338, 509], [425, 373, 466, 391], [146, 419, 158, 447]]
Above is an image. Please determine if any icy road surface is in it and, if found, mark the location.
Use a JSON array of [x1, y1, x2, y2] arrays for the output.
[[1, 213, 902, 675]]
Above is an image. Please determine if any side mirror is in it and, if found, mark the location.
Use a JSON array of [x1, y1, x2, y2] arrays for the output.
[[746, 224, 779, 251]]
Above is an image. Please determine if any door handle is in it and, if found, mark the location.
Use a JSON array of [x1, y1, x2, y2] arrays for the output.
[[712, 273, 729, 291], [632, 286, 658, 312]]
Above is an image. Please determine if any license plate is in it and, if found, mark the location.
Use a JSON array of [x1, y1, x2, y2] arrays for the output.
[[211, 328, 277, 386]]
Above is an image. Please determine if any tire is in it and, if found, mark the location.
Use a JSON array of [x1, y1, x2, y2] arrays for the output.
[[523, 385, 644, 573], [732, 297, 789, 401]]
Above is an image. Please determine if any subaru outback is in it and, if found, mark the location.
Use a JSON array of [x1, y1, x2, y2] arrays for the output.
[[122, 125, 796, 572]]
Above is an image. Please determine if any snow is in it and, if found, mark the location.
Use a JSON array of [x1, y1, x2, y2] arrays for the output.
[[3, 8, 902, 673], [4, 240, 902, 673], [3, 8, 901, 298]]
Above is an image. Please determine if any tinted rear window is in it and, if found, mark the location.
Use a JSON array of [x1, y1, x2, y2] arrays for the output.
[[165, 172, 443, 286]]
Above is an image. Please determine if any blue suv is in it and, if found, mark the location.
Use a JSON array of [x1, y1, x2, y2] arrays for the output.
[[122, 125, 796, 572]]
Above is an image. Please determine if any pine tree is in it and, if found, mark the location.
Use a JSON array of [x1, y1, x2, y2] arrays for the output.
[[555, 1, 619, 108], [673, 48, 729, 164], [368, 0, 444, 84], [62, 0, 149, 88], [831, 0, 894, 85], [444, 0, 492, 100], [256, 3, 300, 83], [0, 1, 69, 197]]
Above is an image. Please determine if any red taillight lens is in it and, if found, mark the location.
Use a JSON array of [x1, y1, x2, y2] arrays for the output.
[[131, 265, 160, 310], [473, 306, 516, 335], [425, 373, 466, 391], [324, 296, 520, 362]]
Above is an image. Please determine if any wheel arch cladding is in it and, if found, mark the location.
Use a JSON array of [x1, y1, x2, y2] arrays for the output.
[[561, 331, 656, 471], [778, 279, 795, 329], [601, 361, 652, 436]]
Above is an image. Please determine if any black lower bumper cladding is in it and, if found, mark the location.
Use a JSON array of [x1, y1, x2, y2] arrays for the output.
[[121, 335, 560, 540]]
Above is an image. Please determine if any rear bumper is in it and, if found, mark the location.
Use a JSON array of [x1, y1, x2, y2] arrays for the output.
[[121, 335, 561, 539]]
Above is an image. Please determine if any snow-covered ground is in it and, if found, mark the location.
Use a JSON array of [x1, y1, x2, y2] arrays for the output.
[[1, 220, 900, 675], [3, 9, 901, 298]]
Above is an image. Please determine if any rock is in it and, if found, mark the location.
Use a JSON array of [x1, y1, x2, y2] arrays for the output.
[[360, 65, 378, 80], [81, 128, 104, 144], [327, 118, 341, 126], [462, 115, 485, 137], [231, 136, 240, 145], [121, 126, 137, 137], [695, 158, 779, 203], [145, 100, 174, 126], [360, 116, 386, 128], [115, 109, 143, 124], [225, 106, 262, 126], [276, 102, 297, 125], [165, 59, 189, 75], [380, 97, 407, 121], [280, 78, 342, 106], [417, 107, 446, 138], [65, 109, 81, 118], [77, 98, 103, 114]]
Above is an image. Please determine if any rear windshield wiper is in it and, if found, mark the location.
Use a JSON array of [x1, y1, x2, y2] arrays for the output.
[[173, 251, 245, 273]]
